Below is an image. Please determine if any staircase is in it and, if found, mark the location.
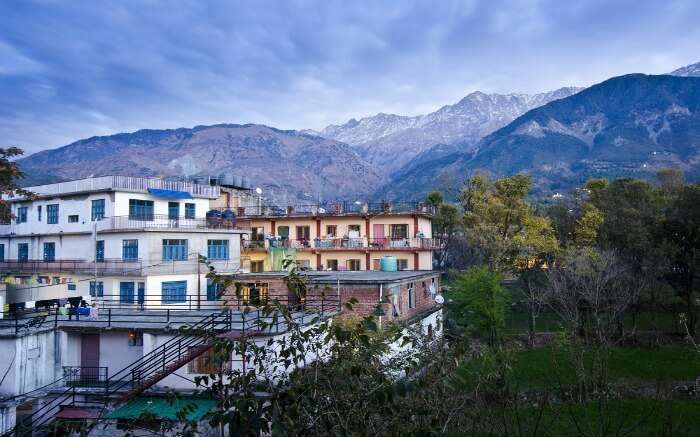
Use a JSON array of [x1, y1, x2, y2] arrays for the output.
[[108, 309, 236, 403]]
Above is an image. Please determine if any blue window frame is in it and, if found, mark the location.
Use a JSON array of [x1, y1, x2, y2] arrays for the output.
[[207, 240, 229, 260], [207, 279, 220, 301], [128, 199, 154, 220], [90, 281, 104, 297], [168, 202, 179, 219], [185, 203, 195, 219], [47, 204, 59, 224], [122, 239, 138, 260], [91, 199, 105, 221], [162, 281, 187, 304], [96, 240, 104, 262], [18, 243, 28, 261], [0, 244, 4, 262], [120, 282, 135, 303], [138, 282, 145, 305], [16, 207, 27, 224], [43, 242, 55, 262], [162, 239, 187, 261]]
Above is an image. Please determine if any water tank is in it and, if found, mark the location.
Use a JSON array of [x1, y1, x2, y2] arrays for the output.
[[241, 177, 251, 189], [232, 175, 243, 188], [379, 256, 398, 272]]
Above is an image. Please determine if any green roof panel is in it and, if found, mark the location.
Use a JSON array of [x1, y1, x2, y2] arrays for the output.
[[105, 397, 216, 422]]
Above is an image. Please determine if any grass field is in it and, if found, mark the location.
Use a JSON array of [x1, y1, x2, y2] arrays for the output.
[[459, 347, 700, 388]]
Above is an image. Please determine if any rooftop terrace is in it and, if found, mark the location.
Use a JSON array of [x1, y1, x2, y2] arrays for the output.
[[232, 201, 435, 218]]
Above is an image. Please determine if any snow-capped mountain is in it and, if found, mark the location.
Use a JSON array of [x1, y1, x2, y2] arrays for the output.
[[316, 87, 583, 174], [669, 61, 700, 77]]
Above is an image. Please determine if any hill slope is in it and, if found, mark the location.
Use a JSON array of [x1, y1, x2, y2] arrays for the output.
[[17, 124, 382, 204], [379, 74, 700, 200], [315, 87, 582, 174]]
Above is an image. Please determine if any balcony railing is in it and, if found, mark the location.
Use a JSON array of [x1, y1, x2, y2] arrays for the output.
[[0, 258, 143, 275], [63, 366, 108, 388], [97, 214, 251, 232], [10, 175, 220, 200], [243, 237, 443, 251], [230, 201, 435, 218]]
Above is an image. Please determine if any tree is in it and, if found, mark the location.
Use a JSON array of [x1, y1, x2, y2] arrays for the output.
[[0, 147, 32, 221], [449, 266, 508, 346], [574, 204, 604, 247], [661, 184, 700, 338]]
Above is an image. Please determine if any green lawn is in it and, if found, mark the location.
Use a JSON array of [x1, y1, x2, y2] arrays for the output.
[[459, 347, 700, 388], [513, 400, 700, 437]]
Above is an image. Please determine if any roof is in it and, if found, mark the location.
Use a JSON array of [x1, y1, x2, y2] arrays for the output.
[[104, 397, 216, 421], [236, 270, 441, 285]]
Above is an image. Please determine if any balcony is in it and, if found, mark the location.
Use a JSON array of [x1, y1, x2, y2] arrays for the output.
[[230, 201, 436, 218], [0, 259, 143, 275], [96, 214, 251, 233], [243, 237, 443, 252]]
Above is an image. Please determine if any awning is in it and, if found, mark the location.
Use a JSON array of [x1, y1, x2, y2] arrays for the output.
[[104, 397, 216, 421], [147, 188, 193, 200]]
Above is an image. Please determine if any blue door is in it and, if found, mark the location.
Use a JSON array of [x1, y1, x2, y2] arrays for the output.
[[120, 282, 135, 303], [138, 282, 145, 305]]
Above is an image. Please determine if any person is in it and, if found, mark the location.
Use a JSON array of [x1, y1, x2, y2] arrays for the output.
[[89, 301, 99, 319]]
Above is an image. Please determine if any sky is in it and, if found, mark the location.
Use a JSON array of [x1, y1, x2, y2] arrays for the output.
[[1, 0, 699, 154]]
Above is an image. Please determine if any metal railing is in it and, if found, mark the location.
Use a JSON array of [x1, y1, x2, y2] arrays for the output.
[[0, 258, 143, 275], [63, 366, 108, 388], [9, 175, 220, 200], [229, 201, 436, 218], [98, 214, 251, 232], [243, 237, 443, 251]]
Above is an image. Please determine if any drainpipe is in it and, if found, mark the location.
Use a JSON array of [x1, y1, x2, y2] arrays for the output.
[[379, 284, 383, 329]]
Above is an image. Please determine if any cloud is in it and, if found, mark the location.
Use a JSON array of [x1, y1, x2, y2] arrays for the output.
[[1, 0, 699, 154]]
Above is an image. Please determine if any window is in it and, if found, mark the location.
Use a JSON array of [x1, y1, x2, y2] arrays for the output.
[[207, 240, 229, 260], [43, 242, 55, 262], [372, 259, 381, 270], [298, 259, 311, 269], [185, 203, 195, 219], [16, 207, 27, 223], [162, 239, 187, 261], [128, 331, 143, 347], [397, 259, 408, 271], [207, 279, 220, 300], [37, 205, 42, 222], [251, 227, 264, 241], [326, 225, 337, 237], [251, 260, 264, 273], [408, 282, 416, 309], [68, 215, 79, 223], [95, 240, 104, 262], [68, 283, 76, 291], [120, 282, 135, 303], [277, 226, 289, 239], [129, 199, 154, 220], [89, 281, 104, 297], [296, 226, 310, 240], [91, 199, 105, 221], [391, 224, 409, 239], [122, 239, 138, 260], [138, 282, 145, 305], [326, 259, 338, 271], [348, 224, 361, 237], [0, 244, 3, 262], [47, 204, 59, 224], [240, 282, 269, 305], [18, 243, 28, 261], [162, 280, 187, 304], [168, 202, 179, 219], [347, 259, 361, 271]]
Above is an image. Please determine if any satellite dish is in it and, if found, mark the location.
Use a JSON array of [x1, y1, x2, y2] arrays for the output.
[[255, 187, 263, 195], [318, 207, 326, 214], [435, 294, 445, 305]]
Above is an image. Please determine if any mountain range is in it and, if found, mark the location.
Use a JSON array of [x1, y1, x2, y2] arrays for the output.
[[14, 61, 700, 204]]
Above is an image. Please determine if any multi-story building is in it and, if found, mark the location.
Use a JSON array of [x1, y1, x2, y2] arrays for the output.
[[0, 176, 249, 307], [237, 201, 439, 273]]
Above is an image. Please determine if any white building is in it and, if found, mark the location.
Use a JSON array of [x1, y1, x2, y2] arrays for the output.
[[0, 176, 250, 308]]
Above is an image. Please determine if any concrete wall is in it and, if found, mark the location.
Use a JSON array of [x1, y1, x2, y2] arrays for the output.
[[99, 331, 143, 374], [0, 330, 59, 398]]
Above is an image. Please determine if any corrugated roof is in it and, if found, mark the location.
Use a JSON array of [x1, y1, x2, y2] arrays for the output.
[[105, 397, 216, 421]]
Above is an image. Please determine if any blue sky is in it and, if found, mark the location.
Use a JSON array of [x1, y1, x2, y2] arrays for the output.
[[1, 0, 699, 154]]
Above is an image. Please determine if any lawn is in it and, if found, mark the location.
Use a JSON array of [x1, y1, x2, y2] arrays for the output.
[[459, 347, 700, 388], [513, 400, 700, 437]]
